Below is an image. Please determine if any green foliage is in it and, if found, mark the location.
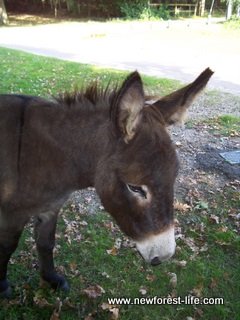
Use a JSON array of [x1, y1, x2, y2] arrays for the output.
[[65, 0, 80, 14], [6, 0, 122, 18], [119, 0, 148, 19], [65, 0, 122, 17], [151, 4, 170, 20], [119, 0, 170, 20], [224, 15, 240, 28]]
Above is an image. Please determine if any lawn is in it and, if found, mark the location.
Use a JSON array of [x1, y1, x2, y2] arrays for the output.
[[0, 47, 179, 97], [0, 47, 239, 320]]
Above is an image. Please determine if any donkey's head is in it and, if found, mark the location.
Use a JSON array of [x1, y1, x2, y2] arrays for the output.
[[95, 69, 213, 265]]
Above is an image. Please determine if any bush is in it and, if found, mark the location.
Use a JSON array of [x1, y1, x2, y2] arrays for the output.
[[151, 5, 170, 20], [119, 0, 147, 19], [119, 0, 170, 20]]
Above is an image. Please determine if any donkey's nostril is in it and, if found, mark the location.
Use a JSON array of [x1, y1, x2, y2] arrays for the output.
[[151, 256, 161, 266]]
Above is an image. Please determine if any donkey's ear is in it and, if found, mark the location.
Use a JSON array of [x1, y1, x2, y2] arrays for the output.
[[153, 68, 214, 125], [113, 71, 145, 143]]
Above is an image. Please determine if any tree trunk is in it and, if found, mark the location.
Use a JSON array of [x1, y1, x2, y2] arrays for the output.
[[236, 4, 240, 18], [0, 0, 8, 25], [197, 0, 205, 16], [226, 0, 233, 20]]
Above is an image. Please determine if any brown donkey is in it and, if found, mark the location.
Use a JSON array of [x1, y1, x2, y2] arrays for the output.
[[0, 69, 213, 297]]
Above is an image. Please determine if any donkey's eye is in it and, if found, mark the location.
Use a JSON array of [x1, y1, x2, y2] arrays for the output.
[[127, 184, 147, 199]]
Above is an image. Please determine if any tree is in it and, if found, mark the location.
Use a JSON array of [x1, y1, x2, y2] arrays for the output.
[[226, 0, 233, 19], [197, 0, 206, 16], [0, 0, 8, 25]]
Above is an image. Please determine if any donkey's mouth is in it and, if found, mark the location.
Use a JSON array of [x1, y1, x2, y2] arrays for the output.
[[135, 226, 176, 265]]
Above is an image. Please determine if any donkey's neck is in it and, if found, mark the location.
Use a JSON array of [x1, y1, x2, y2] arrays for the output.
[[25, 101, 110, 192], [65, 109, 110, 189]]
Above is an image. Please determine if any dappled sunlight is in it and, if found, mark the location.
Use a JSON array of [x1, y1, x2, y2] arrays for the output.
[[8, 13, 66, 26]]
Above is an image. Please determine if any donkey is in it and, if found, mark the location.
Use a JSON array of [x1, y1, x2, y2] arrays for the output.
[[0, 68, 213, 297]]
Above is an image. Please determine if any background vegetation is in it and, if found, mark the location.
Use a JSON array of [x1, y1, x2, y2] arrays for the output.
[[2, 0, 233, 19]]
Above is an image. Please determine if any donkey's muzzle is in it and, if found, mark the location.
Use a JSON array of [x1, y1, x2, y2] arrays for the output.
[[135, 226, 176, 264]]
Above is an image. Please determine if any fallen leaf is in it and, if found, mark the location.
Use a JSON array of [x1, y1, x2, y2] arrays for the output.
[[174, 200, 191, 213], [103, 221, 118, 232], [199, 244, 208, 252], [218, 226, 228, 232], [209, 214, 220, 224], [106, 247, 118, 256], [175, 141, 182, 147], [50, 310, 60, 320], [122, 237, 135, 248], [139, 287, 147, 295], [195, 201, 209, 210], [192, 284, 203, 297], [65, 235, 72, 245], [63, 297, 75, 309], [167, 273, 177, 288], [101, 302, 112, 310], [101, 272, 110, 279], [101, 302, 120, 319], [170, 289, 177, 298], [79, 220, 88, 226], [175, 260, 187, 267], [8, 298, 21, 306], [50, 297, 62, 320], [195, 308, 204, 317], [114, 238, 122, 250], [83, 285, 105, 299], [183, 237, 199, 253], [175, 226, 184, 240], [69, 262, 77, 272], [21, 288, 28, 304], [84, 314, 94, 320], [110, 307, 120, 320], [85, 196, 92, 203], [209, 278, 218, 289], [33, 296, 52, 308], [146, 274, 156, 282]]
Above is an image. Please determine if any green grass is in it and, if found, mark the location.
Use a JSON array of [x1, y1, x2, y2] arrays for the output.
[[217, 115, 240, 134], [0, 46, 179, 97], [224, 17, 240, 30], [192, 115, 240, 137], [1, 189, 239, 320], [0, 47, 239, 320]]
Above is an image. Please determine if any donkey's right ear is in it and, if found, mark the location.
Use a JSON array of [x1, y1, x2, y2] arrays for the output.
[[112, 71, 145, 143]]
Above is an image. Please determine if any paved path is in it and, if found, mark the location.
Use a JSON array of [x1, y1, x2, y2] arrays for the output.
[[1, 19, 240, 95]]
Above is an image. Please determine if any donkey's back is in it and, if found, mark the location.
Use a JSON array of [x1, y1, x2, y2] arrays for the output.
[[0, 94, 67, 212]]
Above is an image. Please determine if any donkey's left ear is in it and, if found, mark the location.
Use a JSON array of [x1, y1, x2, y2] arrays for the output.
[[113, 71, 145, 143], [152, 68, 214, 125]]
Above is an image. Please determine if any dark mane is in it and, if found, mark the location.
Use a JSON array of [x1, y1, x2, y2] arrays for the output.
[[55, 81, 118, 112]]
